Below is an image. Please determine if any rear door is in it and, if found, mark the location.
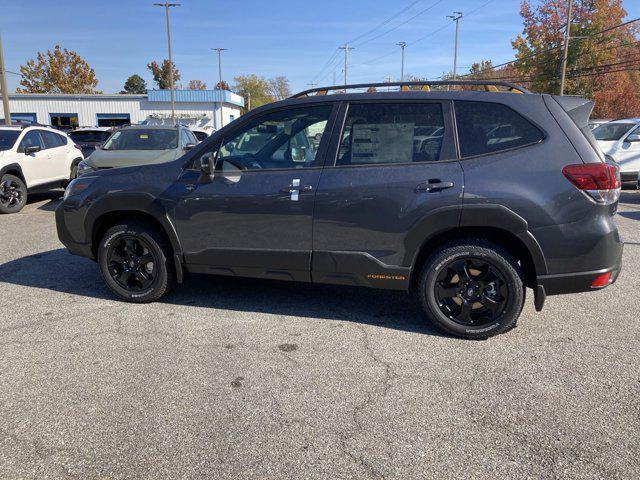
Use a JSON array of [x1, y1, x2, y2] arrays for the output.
[[312, 100, 463, 289], [40, 129, 71, 179]]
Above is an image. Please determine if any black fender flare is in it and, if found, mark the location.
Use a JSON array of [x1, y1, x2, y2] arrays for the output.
[[405, 203, 547, 276], [85, 192, 184, 258]]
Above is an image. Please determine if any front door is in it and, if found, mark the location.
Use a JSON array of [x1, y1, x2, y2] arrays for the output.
[[173, 103, 336, 282], [16, 130, 49, 187]]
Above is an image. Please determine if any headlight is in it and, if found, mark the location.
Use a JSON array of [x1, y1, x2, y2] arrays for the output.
[[76, 160, 95, 177], [63, 177, 96, 200]]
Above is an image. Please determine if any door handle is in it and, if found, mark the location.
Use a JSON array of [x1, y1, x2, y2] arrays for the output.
[[280, 185, 313, 194], [185, 183, 197, 191], [415, 180, 454, 193]]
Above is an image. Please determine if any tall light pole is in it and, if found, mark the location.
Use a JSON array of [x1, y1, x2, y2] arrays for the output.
[[559, 0, 574, 95], [447, 12, 463, 81], [212, 48, 227, 128], [0, 32, 11, 126], [397, 41, 406, 82], [339, 45, 354, 86], [153, 2, 180, 125]]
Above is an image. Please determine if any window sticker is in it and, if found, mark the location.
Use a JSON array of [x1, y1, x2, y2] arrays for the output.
[[351, 123, 414, 164]]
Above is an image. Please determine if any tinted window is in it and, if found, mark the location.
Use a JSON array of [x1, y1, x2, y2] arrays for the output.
[[69, 131, 111, 143], [455, 101, 544, 157], [592, 123, 635, 141], [102, 129, 178, 150], [40, 130, 66, 149], [0, 130, 20, 151], [336, 103, 445, 166], [214, 105, 332, 170], [18, 131, 44, 153], [192, 131, 208, 141]]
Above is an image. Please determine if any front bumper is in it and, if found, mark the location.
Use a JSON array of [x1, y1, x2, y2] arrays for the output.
[[55, 202, 94, 259]]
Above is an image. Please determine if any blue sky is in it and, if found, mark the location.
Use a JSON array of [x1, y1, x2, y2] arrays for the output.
[[2, 0, 639, 94]]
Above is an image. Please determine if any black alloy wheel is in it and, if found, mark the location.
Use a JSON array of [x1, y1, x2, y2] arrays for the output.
[[434, 257, 508, 326], [106, 235, 157, 292], [0, 174, 27, 214]]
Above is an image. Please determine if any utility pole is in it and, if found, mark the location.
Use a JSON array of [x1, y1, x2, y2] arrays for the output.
[[559, 0, 574, 95], [447, 11, 463, 81], [339, 45, 354, 86], [212, 48, 227, 129], [385, 75, 393, 92], [153, 2, 180, 125], [0, 32, 11, 126], [307, 82, 317, 89], [397, 42, 406, 82], [247, 91, 251, 111]]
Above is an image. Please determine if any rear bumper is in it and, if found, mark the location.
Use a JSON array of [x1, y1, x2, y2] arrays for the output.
[[537, 244, 623, 295]]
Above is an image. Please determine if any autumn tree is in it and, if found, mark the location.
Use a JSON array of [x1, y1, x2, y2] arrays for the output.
[[121, 74, 147, 94], [215, 80, 230, 90], [17, 45, 100, 94], [187, 79, 207, 90], [233, 74, 272, 110], [267, 76, 292, 101], [147, 59, 181, 90], [366, 86, 378, 92], [511, 0, 640, 117]]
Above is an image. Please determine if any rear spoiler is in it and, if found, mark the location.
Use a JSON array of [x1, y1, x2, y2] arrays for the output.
[[552, 95, 594, 128]]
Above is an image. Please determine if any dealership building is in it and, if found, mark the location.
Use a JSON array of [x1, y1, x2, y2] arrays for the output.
[[6, 89, 245, 130]]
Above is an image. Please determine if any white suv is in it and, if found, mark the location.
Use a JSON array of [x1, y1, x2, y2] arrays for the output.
[[0, 124, 83, 214]]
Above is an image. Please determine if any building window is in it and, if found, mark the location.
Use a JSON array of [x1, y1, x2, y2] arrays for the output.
[[229, 115, 235, 122], [96, 113, 131, 127], [10, 113, 37, 123], [50, 113, 79, 131]]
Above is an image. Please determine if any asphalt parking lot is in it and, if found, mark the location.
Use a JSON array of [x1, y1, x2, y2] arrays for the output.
[[0, 191, 638, 479]]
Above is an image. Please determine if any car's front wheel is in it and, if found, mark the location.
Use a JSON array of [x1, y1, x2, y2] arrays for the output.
[[98, 221, 176, 302], [417, 240, 525, 339], [0, 174, 27, 214]]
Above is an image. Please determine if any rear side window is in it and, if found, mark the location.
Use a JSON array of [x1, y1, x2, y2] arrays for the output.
[[455, 101, 543, 157], [40, 130, 66, 149], [337, 103, 445, 166]]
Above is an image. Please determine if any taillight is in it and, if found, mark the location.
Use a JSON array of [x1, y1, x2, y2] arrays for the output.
[[591, 272, 612, 288], [562, 163, 621, 204]]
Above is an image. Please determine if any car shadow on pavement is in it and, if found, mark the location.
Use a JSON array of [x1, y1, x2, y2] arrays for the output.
[[26, 190, 63, 211], [618, 211, 640, 221], [0, 248, 444, 336]]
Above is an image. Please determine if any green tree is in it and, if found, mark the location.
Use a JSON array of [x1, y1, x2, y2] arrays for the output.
[[17, 45, 100, 94], [233, 74, 272, 110], [121, 74, 147, 94], [147, 59, 181, 90]]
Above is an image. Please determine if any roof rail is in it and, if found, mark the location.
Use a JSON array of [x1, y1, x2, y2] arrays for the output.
[[291, 80, 529, 98]]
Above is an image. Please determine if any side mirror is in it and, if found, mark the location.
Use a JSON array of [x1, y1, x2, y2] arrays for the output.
[[226, 141, 236, 152], [626, 133, 640, 143], [24, 145, 41, 155], [184, 142, 196, 151], [291, 146, 306, 162], [200, 152, 216, 176]]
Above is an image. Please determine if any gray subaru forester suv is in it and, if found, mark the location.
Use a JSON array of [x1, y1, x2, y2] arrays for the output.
[[56, 81, 623, 339]]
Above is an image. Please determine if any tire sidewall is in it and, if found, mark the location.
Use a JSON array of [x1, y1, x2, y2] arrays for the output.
[[98, 225, 169, 302], [0, 174, 27, 214], [421, 245, 523, 339]]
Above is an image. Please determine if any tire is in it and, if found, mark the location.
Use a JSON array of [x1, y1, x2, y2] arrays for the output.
[[0, 174, 27, 214], [417, 239, 525, 339], [97, 221, 176, 303]]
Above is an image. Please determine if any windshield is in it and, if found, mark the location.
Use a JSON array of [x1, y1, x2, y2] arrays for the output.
[[70, 131, 111, 143], [102, 129, 178, 151], [0, 130, 20, 151], [593, 123, 636, 141]]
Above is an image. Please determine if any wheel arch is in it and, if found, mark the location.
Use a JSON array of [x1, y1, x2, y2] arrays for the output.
[[0, 163, 27, 186]]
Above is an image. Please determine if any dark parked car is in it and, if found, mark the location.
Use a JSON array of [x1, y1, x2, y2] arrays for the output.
[[69, 128, 113, 158], [56, 81, 623, 339]]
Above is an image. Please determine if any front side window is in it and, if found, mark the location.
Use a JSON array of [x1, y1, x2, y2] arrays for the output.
[[212, 105, 332, 170], [336, 103, 445, 166], [455, 101, 544, 157], [592, 123, 636, 141], [192, 131, 208, 142], [18, 131, 44, 153], [102, 129, 178, 151], [0, 130, 21, 151]]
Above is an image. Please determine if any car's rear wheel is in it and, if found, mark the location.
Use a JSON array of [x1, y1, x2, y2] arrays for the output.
[[0, 174, 27, 214], [417, 240, 524, 339], [98, 221, 176, 303]]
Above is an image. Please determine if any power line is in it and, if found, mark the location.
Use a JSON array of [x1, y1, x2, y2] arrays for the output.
[[346, 0, 426, 46]]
